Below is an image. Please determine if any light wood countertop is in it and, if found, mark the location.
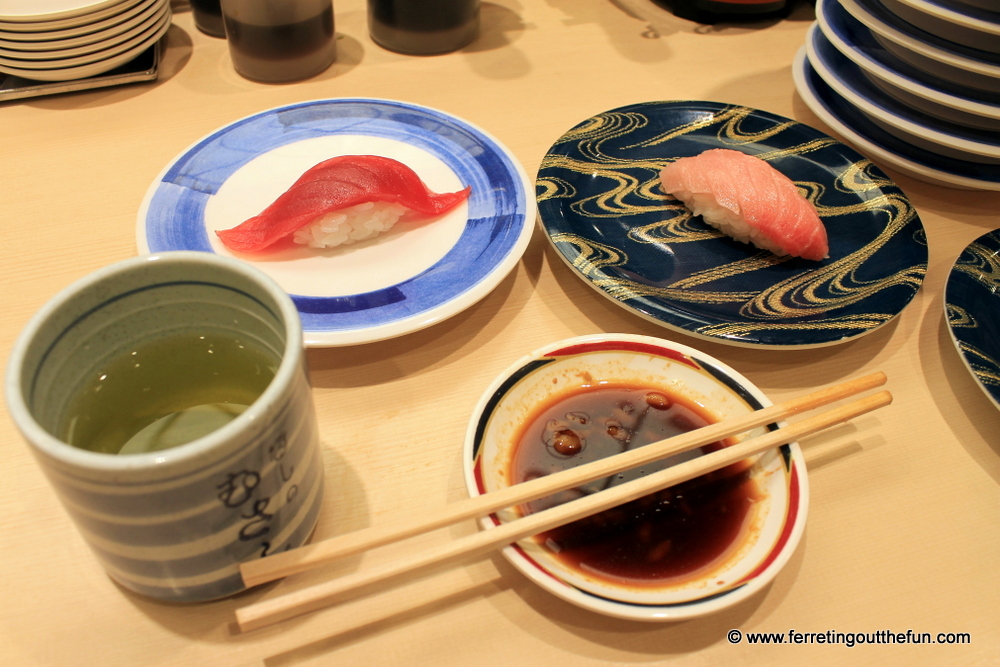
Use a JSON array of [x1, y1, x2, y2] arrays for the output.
[[1, 1, 998, 664]]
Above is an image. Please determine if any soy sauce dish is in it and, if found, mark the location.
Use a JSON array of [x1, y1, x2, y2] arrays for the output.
[[462, 334, 809, 621]]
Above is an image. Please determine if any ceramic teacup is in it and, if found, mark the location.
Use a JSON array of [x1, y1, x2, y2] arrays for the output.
[[5, 252, 324, 602]]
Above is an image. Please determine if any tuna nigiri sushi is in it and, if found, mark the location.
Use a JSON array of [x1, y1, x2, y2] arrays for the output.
[[216, 154, 471, 253], [659, 148, 828, 261]]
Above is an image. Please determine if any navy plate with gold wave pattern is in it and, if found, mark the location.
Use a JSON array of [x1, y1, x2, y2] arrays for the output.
[[536, 101, 928, 348], [946, 229, 1000, 410]]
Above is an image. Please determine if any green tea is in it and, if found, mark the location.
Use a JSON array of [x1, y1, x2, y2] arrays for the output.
[[60, 332, 279, 455]]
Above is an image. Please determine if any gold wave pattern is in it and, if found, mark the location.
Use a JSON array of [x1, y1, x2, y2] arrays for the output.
[[626, 105, 745, 148], [946, 303, 976, 328], [958, 341, 1000, 389], [837, 159, 898, 194], [628, 208, 720, 244], [540, 108, 677, 218], [550, 233, 757, 303], [536, 176, 576, 201], [539, 152, 667, 218], [741, 192, 924, 320], [952, 241, 1000, 290], [948, 241, 1000, 385], [700, 312, 897, 337], [551, 234, 627, 278], [539, 104, 926, 335], [669, 252, 789, 289]]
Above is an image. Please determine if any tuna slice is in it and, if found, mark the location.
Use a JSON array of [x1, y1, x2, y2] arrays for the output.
[[659, 148, 828, 261], [216, 154, 471, 253]]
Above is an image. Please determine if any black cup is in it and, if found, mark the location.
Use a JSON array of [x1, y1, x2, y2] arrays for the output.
[[368, 0, 479, 55], [191, 0, 225, 38], [654, 0, 791, 23], [220, 0, 337, 83]]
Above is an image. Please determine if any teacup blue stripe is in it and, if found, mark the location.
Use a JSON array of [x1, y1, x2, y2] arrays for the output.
[[47, 393, 311, 512], [61, 422, 317, 545], [104, 473, 323, 603], [83, 461, 322, 568]]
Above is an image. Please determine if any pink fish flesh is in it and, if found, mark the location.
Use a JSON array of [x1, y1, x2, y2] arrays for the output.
[[659, 148, 828, 262]]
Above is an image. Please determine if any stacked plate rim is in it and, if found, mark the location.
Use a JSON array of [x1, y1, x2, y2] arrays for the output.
[[0, 0, 170, 82], [794, 0, 1000, 190]]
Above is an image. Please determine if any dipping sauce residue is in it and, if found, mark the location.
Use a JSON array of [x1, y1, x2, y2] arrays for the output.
[[509, 383, 763, 586]]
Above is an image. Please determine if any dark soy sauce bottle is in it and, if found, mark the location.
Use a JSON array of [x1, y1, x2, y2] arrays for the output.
[[368, 0, 480, 55], [190, 0, 225, 38], [655, 0, 792, 23]]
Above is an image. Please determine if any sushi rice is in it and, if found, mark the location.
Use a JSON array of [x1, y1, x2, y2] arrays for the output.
[[676, 191, 789, 258], [292, 201, 408, 248]]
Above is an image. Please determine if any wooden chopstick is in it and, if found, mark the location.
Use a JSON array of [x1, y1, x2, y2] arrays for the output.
[[236, 385, 891, 632], [240, 371, 887, 589]]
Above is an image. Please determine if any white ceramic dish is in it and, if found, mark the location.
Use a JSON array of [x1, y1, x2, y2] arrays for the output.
[[0, 0, 137, 23], [0, 0, 158, 50], [463, 334, 809, 621], [840, 0, 1000, 93], [0, 1, 164, 61], [0, 0, 152, 41], [807, 24, 1000, 164], [0, 7, 166, 80]]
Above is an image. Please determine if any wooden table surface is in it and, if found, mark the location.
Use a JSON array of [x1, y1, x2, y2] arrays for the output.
[[2, 1, 998, 664]]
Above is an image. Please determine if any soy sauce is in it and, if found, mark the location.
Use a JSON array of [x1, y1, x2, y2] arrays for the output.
[[511, 384, 762, 585], [223, 4, 335, 83]]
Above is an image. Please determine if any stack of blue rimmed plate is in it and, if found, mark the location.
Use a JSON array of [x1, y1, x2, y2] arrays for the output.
[[0, 0, 170, 82], [792, 0, 1000, 190]]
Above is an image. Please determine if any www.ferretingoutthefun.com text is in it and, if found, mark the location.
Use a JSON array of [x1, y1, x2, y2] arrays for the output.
[[727, 629, 971, 647]]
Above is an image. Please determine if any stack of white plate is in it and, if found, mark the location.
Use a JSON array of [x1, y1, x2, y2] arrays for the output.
[[792, 0, 1000, 190], [0, 0, 170, 82]]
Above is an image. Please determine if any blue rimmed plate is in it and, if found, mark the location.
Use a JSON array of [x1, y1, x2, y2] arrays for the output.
[[794, 47, 1000, 190], [535, 100, 927, 348], [945, 229, 1000, 410], [838, 0, 1000, 93], [807, 24, 1000, 162], [137, 98, 535, 347], [881, 0, 1000, 55], [463, 333, 808, 621], [816, 0, 1000, 130]]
